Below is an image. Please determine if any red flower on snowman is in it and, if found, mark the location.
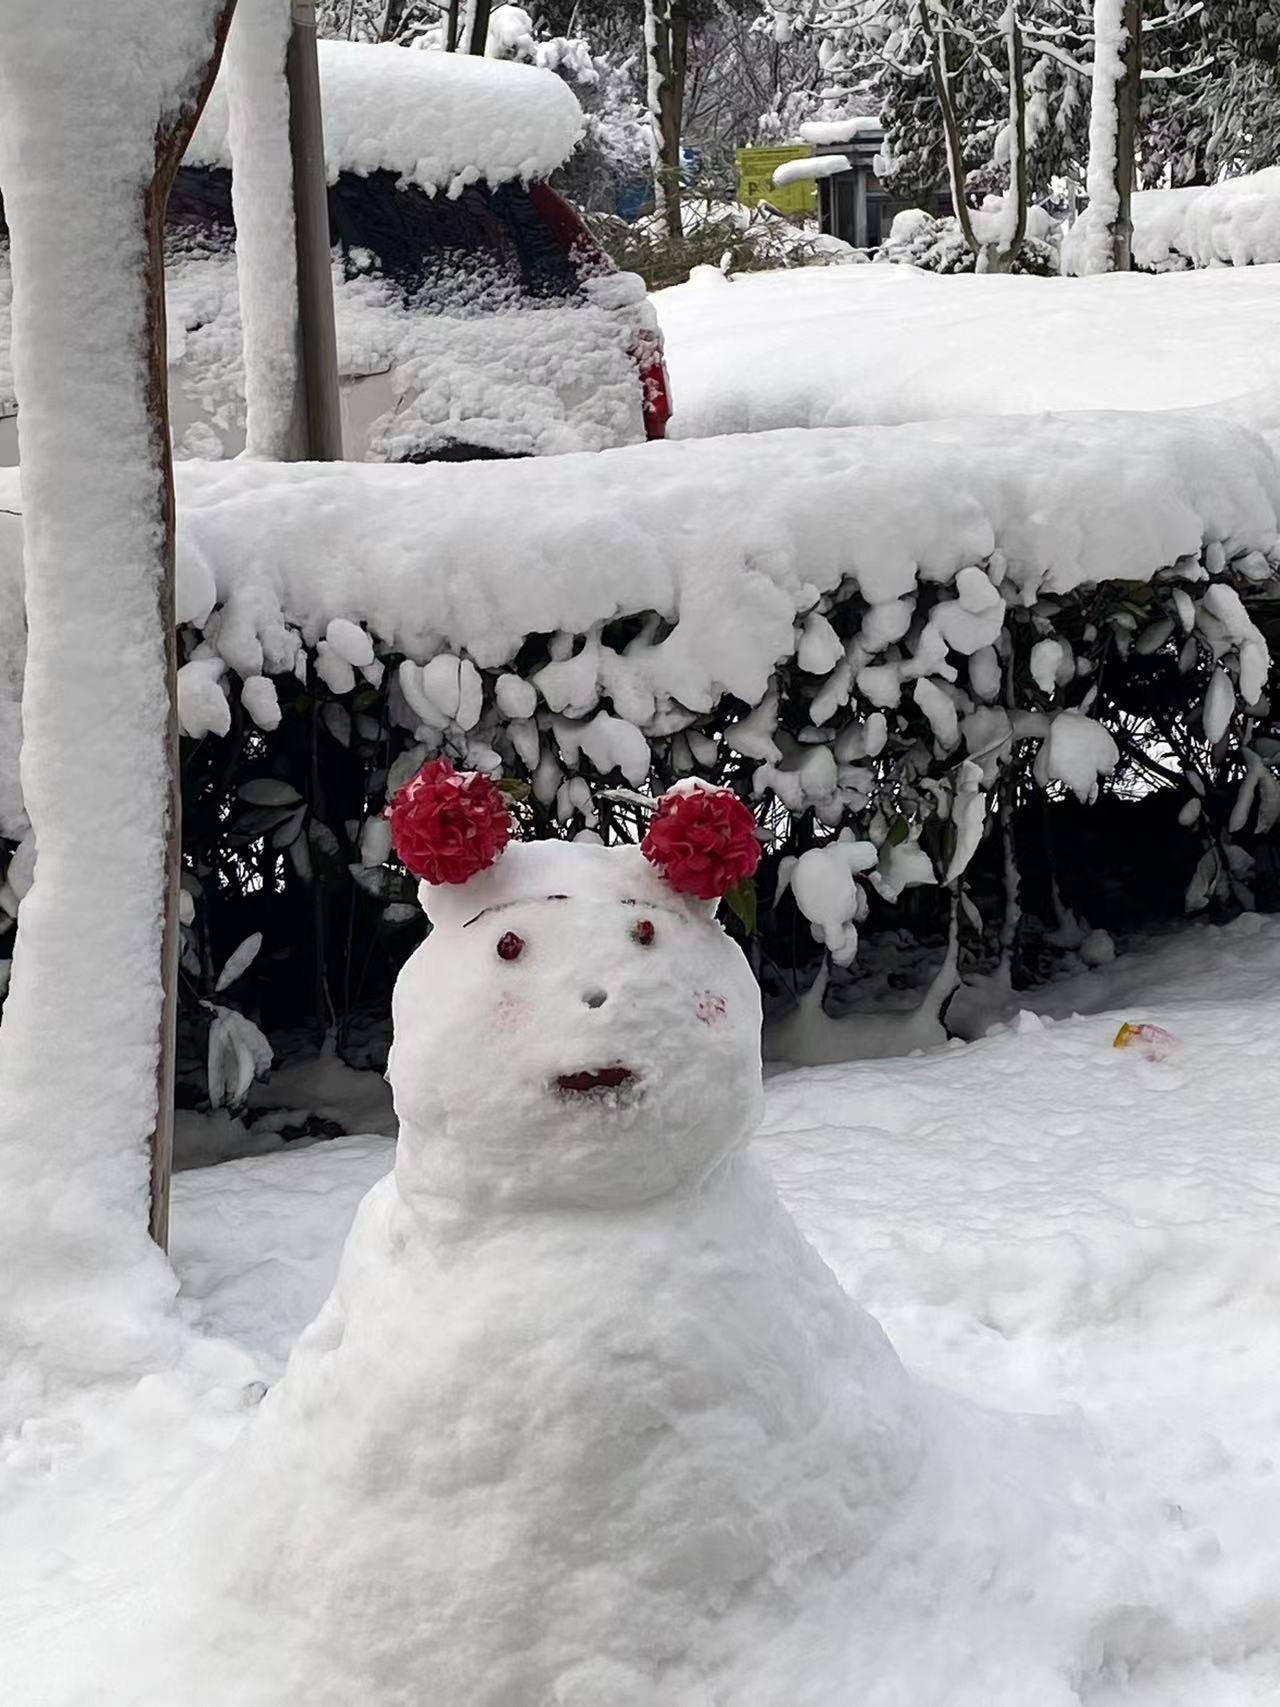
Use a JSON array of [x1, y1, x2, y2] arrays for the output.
[[388, 762, 759, 905], [387, 758, 511, 885], [640, 782, 760, 901]]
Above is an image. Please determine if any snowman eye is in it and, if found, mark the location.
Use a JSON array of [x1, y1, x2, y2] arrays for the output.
[[631, 919, 656, 946], [496, 932, 525, 962]]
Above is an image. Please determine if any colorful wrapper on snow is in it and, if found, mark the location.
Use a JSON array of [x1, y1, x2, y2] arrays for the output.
[[1113, 1022, 1176, 1061]]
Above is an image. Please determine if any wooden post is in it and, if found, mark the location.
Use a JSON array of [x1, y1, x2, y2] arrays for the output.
[[1113, 0, 1141, 272], [145, 0, 241, 1246], [288, 0, 344, 460]]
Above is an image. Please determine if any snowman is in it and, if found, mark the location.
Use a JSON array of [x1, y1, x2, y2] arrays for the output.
[[178, 763, 926, 1707]]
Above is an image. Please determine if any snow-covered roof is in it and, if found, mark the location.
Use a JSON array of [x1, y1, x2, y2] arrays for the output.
[[185, 40, 585, 196], [772, 155, 849, 188], [797, 116, 881, 147], [1131, 169, 1280, 272]]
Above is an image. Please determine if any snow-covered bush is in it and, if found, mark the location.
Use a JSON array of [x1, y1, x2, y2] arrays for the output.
[[2, 409, 1278, 1074], [878, 207, 1058, 276], [592, 196, 855, 291], [1130, 169, 1280, 272]]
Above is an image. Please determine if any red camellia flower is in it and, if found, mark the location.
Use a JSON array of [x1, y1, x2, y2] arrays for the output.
[[641, 785, 761, 901], [387, 758, 512, 885]]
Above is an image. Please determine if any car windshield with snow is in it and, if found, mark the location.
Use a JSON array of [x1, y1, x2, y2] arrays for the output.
[[0, 41, 668, 467]]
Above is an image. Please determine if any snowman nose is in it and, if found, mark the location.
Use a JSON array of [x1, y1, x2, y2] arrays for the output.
[[582, 987, 608, 1010]]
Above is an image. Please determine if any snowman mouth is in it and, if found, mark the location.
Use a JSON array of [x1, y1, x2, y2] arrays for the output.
[[555, 1066, 638, 1099]]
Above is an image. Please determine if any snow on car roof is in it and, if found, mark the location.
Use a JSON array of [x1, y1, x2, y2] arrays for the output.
[[185, 40, 585, 198]]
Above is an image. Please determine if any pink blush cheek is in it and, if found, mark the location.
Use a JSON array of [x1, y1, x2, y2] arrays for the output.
[[492, 993, 533, 1033], [695, 991, 727, 1026]]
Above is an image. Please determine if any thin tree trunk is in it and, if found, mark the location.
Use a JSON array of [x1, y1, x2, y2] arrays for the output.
[[919, 0, 980, 260], [145, 2, 241, 1247], [1113, 0, 1141, 271], [920, 884, 962, 1027], [997, 8, 1029, 271], [468, 0, 492, 52], [646, 0, 688, 243]]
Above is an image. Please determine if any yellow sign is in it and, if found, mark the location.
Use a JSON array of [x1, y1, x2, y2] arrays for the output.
[[735, 146, 817, 219]]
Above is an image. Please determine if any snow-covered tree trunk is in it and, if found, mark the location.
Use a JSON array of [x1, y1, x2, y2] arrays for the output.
[[225, 0, 305, 458], [0, 0, 235, 1417], [918, 1, 981, 256], [646, 0, 689, 243], [1070, 0, 1141, 273], [921, 0, 1029, 274]]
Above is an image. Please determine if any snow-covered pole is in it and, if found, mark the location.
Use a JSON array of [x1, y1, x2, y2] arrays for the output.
[[226, 0, 307, 458], [288, 0, 344, 457], [0, 0, 236, 1402]]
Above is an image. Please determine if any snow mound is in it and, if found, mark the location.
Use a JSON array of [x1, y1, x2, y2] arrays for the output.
[[653, 263, 1280, 438], [1131, 169, 1280, 272], [186, 39, 585, 197]]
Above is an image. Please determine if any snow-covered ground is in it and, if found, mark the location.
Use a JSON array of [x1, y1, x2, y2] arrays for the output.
[[5, 913, 1278, 1701], [655, 264, 1280, 441]]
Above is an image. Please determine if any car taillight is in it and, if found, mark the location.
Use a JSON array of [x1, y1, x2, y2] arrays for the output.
[[634, 331, 672, 441]]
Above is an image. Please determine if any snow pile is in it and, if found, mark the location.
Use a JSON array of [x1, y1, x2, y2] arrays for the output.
[[654, 262, 1280, 438], [1131, 169, 1280, 272], [188, 38, 585, 197]]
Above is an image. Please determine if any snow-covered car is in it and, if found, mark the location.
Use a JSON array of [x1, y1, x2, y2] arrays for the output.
[[0, 42, 668, 466]]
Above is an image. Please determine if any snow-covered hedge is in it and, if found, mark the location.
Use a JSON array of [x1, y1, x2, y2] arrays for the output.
[[1131, 170, 1280, 273], [2, 410, 1279, 1055]]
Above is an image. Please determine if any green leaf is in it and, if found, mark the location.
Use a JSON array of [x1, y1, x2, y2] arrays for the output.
[[723, 878, 757, 935], [497, 777, 532, 802], [886, 814, 911, 848]]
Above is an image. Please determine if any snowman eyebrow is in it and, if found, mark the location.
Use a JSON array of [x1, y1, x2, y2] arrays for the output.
[[462, 895, 569, 928]]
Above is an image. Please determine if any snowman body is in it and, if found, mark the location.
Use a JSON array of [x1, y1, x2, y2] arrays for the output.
[[183, 841, 924, 1705]]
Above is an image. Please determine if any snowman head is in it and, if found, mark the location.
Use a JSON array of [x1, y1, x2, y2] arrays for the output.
[[386, 765, 764, 1213]]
